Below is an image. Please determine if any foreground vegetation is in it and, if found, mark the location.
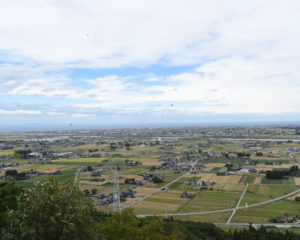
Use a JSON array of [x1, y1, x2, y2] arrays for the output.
[[1, 178, 300, 240]]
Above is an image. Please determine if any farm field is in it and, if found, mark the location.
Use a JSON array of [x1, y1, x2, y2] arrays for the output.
[[233, 200, 300, 223], [1, 126, 300, 226]]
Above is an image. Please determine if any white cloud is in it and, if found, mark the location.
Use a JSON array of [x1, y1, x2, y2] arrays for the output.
[[72, 113, 95, 118], [47, 111, 66, 116], [0, 0, 300, 120], [0, 109, 42, 115], [0, 1, 299, 67]]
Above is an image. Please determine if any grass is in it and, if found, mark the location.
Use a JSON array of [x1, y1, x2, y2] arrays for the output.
[[260, 177, 295, 185], [244, 175, 256, 184], [177, 190, 240, 213], [174, 212, 231, 223], [134, 191, 187, 214], [284, 177, 295, 184], [0, 151, 13, 156], [233, 199, 300, 223], [261, 177, 284, 184], [16, 167, 78, 187], [240, 185, 299, 206]]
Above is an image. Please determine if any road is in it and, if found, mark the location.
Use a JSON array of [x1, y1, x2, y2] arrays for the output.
[[289, 152, 300, 168], [226, 184, 249, 224], [132, 137, 300, 218], [220, 138, 300, 142], [123, 158, 202, 209], [214, 222, 300, 229], [137, 185, 300, 217]]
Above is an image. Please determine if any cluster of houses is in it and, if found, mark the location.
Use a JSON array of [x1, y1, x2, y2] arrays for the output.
[[152, 156, 204, 172], [244, 160, 258, 165], [96, 188, 136, 206], [124, 178, 143, 186], [28, 151, 107, 161], [242, 142, 262, 148], [91, 170, 102, 177], [272, 215, 300, 223], [0, 162, 19, 169], [124, 160, 142, 166], [0, 143, 13, 150], [186, 180, 215, 186], [180, 191, 195, 198], [0, 174, 14, 180], [265, 161, 282, 165], [153, 163, 191, 172], [138, 173, 164, 183], [90, 178, 105, 182]]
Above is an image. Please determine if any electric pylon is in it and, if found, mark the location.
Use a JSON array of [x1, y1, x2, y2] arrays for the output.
[[113, 167, 121, 213]]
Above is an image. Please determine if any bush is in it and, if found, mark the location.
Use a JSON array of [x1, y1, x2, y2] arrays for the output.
[[5, 170, 17, 177], [2, 177, 98, 240], [295, 196, 300, 201]]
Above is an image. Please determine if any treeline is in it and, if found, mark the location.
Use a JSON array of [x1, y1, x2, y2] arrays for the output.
[[13, 149, 32, 159], [266, 166, 300, 179], [1, 178, 300, 240]]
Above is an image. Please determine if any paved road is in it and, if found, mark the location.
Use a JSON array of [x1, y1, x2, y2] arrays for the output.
[[221, 138, 300, 142], [227, 184, 249, 224], [289, 152, 300, 168], [133, 138, 300, 217], [137, 185, 300, 217], [214, 222, 300, 229], [123, 158, 202, 209]]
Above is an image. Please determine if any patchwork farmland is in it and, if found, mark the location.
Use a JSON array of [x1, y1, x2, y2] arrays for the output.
[[1, 126, 300, 228]]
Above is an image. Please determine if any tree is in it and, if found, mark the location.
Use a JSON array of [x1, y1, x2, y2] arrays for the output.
[[91, 188, 97, 195], [2, 177, 99, 240], [84, 189, 90, 196], [109, 143, 117, 151], [87, 165, 93, 171], [5, 169, 18, 177], [100, 209, 181, 240], [0, 180, 22, 230], [13, 149, 32, 159], [266, 170, 288, 179]]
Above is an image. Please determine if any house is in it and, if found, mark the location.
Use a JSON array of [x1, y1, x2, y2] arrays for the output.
[[272, 215, 300, 223], [180, 191, 195, 198], [52, 170, 63, 175], [91, 170, 101, 177], [217, 172, 230, 176], [186, 180, 198, 185], [124, 160, 142, 166]]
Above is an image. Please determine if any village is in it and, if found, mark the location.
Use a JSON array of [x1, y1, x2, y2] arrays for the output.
[[1, 126, 300, 224]]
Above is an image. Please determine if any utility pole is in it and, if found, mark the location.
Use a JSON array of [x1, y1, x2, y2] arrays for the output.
[[113, 167, 121, 213]]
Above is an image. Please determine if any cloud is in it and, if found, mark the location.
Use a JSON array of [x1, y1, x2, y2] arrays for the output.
[[0, 0, 300, 124], [0, 109, 42, 115], [0, 1, 299, 67]]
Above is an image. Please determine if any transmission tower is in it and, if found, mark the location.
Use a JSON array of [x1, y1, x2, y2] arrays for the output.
[[113, 167, 121, 213], [74, 167, 81, 187]]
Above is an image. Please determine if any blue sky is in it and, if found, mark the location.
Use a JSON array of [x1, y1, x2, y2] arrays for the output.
[[0, 0, 300, 130]]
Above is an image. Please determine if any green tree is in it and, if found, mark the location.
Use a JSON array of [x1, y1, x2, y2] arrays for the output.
[[0, 180, 22, 229], [100, 209, 183, 240], [5, 169, 18, 177], [87, 165, 93, 171], [2, 177, 100, 240]]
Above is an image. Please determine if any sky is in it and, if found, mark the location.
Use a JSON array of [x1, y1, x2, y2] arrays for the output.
[[0, 0, 300, 130]]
